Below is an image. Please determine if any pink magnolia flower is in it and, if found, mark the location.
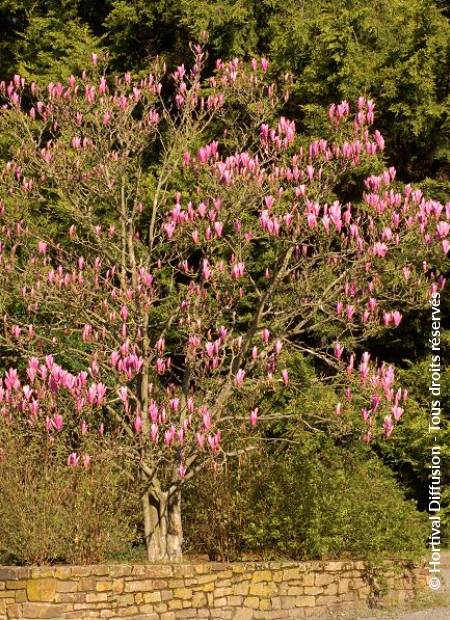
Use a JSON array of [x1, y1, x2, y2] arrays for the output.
[[392, 405, 404, 421], [11, 325, 21, 339], [196, 432, 205, 449], [383, 416, 394, 438], [26, 357, 39, 383], [188, 335, 200, 350], [164, 222, 176, 239], [120, 305, 129, 322], [87, 383, 97, 405], [231, 262, 245, 279], [67, 452, 80, 468], [53, 414, 63, 432], [208, 431, 221, 453], [150, 423, 159, 442], [368, 297, 378, 312], [155, 358, 166, 374], [71, 136, 81, 150], [250, 407, 259, 427], [22, 385, 33, 400], [260, 328, 270, 344], [346, 354, 355, 374], [5, 368, 20, 391], [383, 311, 392, 327], [202, 259, 211, 280], [306, 213, 317, 229], [82, 454, 91, 469], [334, 342, 344, 359], [361, 408, 371, 422], [370, 394, 381, 410], [372, 242, 388, 258], [37, 240, 47, 255], [218, 326, 228, 341], [202, 408, 211, 429], [205, 342, 215, 358], [170, 398, 180, 412], [392, 311, 402, 327], [234, 369, 246, 388], [148, 401, 159, 423], [118, 386, 128, 402], [98, 77, 107, 96], [96, 383, 107, 406], [436, 221, 450, 238], [264, 195, 275, 210], [110, 351, 120, 368], [164, 427, 176, 446]]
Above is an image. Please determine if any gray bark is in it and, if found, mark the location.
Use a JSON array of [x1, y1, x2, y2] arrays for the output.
[[142, 486, 183, 561]]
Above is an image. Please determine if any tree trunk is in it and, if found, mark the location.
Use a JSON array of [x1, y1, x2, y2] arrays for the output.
[[142, 486, 183, 561]]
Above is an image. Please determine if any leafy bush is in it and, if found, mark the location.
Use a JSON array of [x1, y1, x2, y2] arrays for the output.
[[0, 432, 139, 565], [183, 438, 428, 561]]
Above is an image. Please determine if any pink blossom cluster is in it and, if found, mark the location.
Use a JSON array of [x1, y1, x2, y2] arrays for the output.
[[333, 347, 407, 440], [0, 356, 110, 467]]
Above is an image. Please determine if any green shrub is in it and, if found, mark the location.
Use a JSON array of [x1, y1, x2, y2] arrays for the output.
[[183, 438, 428, 561], [0, 433, 140, 565]]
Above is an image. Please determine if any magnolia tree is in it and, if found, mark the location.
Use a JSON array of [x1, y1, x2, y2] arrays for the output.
[[0, 44, 448, 560]]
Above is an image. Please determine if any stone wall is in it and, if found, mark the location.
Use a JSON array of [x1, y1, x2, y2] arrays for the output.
[[0, 559, 427, 620]]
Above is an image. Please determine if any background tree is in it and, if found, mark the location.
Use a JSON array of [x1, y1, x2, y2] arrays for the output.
[[1, 1, 448, 186]]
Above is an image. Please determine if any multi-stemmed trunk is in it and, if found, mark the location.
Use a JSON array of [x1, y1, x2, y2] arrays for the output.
[[138, 358, 183, 561], [142, 485, 183, 561]]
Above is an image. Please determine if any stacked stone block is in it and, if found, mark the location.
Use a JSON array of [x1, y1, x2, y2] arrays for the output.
[[0, 560, 427, 619]]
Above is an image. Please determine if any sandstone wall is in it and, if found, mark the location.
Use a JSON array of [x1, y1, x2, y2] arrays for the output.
[[0, 559, 427, 620]]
